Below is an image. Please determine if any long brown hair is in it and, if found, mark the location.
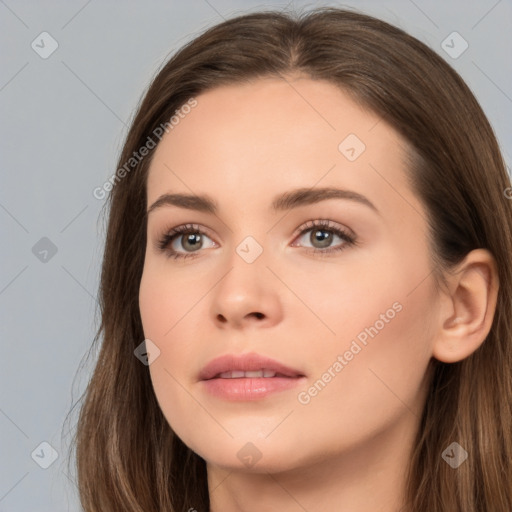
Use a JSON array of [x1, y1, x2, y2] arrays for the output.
[[71, 7, 512, 511]]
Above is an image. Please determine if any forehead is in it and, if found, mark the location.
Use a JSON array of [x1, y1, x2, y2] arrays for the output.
[[146, 77, 415, 219]]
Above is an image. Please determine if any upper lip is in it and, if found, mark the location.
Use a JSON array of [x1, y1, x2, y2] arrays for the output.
[[199, 352, 305, 380]]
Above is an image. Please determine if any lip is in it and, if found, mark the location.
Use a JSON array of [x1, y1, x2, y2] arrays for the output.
[[199, 352, 306, 401], [199, 352, 304, 380]]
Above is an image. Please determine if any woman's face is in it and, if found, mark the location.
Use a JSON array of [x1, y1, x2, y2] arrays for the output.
[[139, 77, 439, 474]]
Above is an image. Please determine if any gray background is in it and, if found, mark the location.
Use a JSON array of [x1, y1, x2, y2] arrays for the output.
[[1, 0, 511, 510]]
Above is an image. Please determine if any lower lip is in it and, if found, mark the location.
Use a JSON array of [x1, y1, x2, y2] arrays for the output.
[[201, 376, 305, 401]]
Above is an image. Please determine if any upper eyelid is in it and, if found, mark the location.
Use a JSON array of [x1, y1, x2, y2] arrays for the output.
[[293, 219, 354, 237]]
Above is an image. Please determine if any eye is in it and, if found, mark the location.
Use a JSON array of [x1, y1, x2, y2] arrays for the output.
[[291, 219, 356, 255], [156, 223, 216, 260], [156, 219, 357, 260]]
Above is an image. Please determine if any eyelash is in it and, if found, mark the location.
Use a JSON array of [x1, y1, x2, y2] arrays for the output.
[[156, 219, 357, 260]]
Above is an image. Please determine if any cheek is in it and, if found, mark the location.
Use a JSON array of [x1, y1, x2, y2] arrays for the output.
[[139, 269, 204, 386], [139, 267, 196, 391], [277, 248, 410, 365], [138, 274, 172, 341], [139, 268, 211, 451], [138, 260, 210, 341], [299, 270, 435, 438], [294, 247, 436, 430]]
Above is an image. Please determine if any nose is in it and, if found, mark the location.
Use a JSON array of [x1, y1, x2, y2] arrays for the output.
[[210, 255, 283, 330], [216, 309, 266, 326]]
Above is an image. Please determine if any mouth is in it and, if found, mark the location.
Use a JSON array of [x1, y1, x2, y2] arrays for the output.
[[199, 352, 306, 401], [199, 352, 304, 381], [214, 369, 292, 379]]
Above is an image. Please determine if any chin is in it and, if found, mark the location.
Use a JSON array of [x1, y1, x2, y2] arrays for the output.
[[188, 433, 309, 475]]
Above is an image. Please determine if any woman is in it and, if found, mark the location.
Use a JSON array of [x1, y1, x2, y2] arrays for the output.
[[73, 7, 512, 511]]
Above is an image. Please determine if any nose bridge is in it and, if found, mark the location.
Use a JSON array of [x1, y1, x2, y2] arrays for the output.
[[218, 232, 268, 297], [234, 233, 266, 266], [210, 230, 282, 328], [219, 207, 270, 268]]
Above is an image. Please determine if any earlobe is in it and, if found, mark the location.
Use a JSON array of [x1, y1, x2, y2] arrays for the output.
[[432, 249, 499, 363]]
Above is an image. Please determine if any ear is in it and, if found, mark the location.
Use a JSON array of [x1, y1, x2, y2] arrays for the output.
[[432, 249, 499, 363]]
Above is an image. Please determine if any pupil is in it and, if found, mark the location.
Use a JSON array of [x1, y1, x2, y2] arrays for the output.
[[183, 233, 202, 251], [312, 229, 332, 248]]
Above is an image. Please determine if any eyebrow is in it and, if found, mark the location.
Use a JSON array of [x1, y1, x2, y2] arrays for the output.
[[147, 187, 379, 216]]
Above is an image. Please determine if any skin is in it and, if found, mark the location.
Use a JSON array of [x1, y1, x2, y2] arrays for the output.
[[138, 76, 498, 511]]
